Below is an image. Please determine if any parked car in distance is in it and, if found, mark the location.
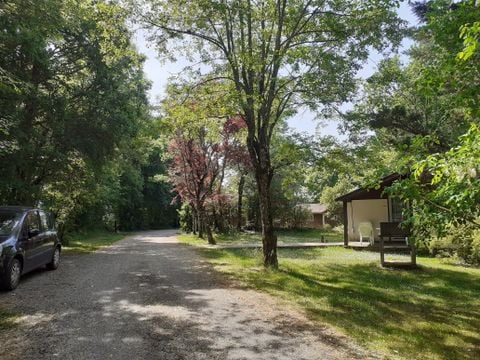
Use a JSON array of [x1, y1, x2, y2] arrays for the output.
[[0, 206, 61, 290]]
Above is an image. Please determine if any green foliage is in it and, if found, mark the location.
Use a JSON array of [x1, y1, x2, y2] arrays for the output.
[[0, 0, 178, 234], [346, 1, 480, 152], [458, 20, 480, 60], [0, 0, 149, 203], [389, 124, 480, 243], [429, 225, 480, 265], [339, 1, 480, 266], [62, 230, 126, 254], [305, 135, 398, 224], [178, 203, 193, 233], [319, 176, 352, 221], [136, 0, 406, 266]]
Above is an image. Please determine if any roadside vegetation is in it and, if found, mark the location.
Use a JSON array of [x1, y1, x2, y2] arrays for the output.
[[62, 231, 127, 254], [0, 0, 177, 241], [0, 308, 17, 330], [180, 234, 480, 359]]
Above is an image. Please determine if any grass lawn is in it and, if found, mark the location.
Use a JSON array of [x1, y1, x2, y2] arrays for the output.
[[180, 234, 480, 360], [62, 230, 127, 254], [211, 228, 343, 245]]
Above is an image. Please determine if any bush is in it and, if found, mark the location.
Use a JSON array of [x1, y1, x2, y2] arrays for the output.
[[178, 203, 193, 233], [332, 225, 344, 233], [428, 225, 480, 265]]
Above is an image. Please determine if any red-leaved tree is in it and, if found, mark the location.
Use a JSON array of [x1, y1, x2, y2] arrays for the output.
[[169, 115, 249, 243]]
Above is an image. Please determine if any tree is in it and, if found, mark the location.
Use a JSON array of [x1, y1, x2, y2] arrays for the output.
[[0, 0, 180, 237], [223, 115, 252, 231], [389, 124, 480, 240], [345, 1, 480, 153], [169, 128, 224, 244], [135, 0, 405, 267], [0, 0, 150, 205]]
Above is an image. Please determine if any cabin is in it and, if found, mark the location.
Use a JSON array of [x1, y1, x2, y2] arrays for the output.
[[335, 173, 407, 246], [297, 203, 329, 228], [336, 173, 417, 268]]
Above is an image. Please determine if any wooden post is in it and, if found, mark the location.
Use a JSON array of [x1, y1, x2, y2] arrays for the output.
[[380, 234, 385, 266], [343, 201, 348, 247], [410, 239, 417, 267]]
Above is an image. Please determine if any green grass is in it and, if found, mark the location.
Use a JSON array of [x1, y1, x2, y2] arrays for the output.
[[0, 308, 17, 330], [62, 230, 127, 254], [180, 234, 480, 359], [205, 228, 343, 245]]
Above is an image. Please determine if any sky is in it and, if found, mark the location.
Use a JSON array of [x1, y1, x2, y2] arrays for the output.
[[133, 2, 418, 139]]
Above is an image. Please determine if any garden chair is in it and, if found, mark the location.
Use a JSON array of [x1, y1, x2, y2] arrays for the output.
[[358, 222, 374, 244]]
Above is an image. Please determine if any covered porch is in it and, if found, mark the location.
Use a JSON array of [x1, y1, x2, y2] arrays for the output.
[[336, 174, 405, 247]]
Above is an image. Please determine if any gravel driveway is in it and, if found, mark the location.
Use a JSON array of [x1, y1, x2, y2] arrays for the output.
[[0, 230, 376, 359]]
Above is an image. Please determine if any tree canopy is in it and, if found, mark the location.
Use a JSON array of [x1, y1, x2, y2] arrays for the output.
[[134, 0, 406, 267]]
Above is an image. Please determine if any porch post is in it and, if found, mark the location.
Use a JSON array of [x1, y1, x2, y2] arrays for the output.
[[380, 234, 385, 266], [410, 239, 417, 267], [343, 200, 348, 247]]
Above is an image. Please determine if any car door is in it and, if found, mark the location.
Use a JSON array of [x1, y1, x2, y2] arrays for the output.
[[38, 210, 55, 263], [22, 210, 44, 272]]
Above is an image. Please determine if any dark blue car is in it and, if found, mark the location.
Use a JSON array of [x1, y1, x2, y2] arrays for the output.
[[0, 206, 61, 290]]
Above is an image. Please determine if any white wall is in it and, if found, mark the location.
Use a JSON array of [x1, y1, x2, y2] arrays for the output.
[[347, 199, 389, 241]]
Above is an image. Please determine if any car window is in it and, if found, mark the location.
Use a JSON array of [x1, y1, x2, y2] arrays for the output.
[[39, 211, 49, 231], [0, 211, 22, 236], [25, 211, 40, 233]]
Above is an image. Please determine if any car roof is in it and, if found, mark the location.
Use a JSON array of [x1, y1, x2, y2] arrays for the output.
[[0, 206, 35, 213]]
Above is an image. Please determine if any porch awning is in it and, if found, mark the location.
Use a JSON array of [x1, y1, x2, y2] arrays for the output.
[[335, 173, 404, 202]]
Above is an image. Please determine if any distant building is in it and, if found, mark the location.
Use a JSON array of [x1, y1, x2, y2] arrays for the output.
[[297, 203, 329, 228]]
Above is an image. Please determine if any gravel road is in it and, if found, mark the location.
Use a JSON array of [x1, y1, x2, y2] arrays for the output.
[[0, 230, 376, 360]]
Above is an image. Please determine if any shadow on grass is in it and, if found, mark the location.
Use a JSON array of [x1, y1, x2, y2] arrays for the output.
[[239, 258, 480, 359], [195, 228, 343, 245]]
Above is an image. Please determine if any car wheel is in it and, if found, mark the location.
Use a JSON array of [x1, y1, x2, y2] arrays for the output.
[[46, 247, 60, 270], [0, 258, 22, 291]]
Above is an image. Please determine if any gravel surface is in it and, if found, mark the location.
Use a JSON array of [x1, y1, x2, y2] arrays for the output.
[[0, 230, 377, 360]]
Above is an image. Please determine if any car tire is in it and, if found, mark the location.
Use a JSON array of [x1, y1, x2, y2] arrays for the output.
[[46, 247, 60, 270], [0, 258, 22, 291]]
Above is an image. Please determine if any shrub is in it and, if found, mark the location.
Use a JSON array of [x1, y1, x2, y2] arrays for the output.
[[428, 225, 480, 265], [178, 203, 193, 233]]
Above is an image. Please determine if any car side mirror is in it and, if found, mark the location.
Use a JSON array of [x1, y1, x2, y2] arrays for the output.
[[28, 229, 40, 238]]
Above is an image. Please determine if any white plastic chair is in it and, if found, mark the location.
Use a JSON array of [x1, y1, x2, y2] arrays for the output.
[[358, 222, 374, 244]]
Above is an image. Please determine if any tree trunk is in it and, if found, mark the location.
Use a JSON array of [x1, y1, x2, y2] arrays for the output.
[[192, 208, 197, 235], [256, 168, 278, 268], [213, 207, 223, 233], [237, 174, 245, 231], [198, 208, 204, 239], [206, 218, 216, 245]]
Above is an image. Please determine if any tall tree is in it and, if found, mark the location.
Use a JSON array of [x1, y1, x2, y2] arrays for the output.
[[0, 0, 150, 205], [345, 1, 480, 153], [169, 128, 223, 244], [135, 0, 404, 267]]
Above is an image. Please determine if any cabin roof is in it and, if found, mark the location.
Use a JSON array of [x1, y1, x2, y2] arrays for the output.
[[297, 203, 328, 214], [335, 173, 404, 202]]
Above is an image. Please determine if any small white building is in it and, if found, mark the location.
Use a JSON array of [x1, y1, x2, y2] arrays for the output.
[[335, 173, 405, 245]]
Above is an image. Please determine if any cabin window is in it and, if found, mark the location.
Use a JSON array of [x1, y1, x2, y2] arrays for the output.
[[390, 197, 404, 222]]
